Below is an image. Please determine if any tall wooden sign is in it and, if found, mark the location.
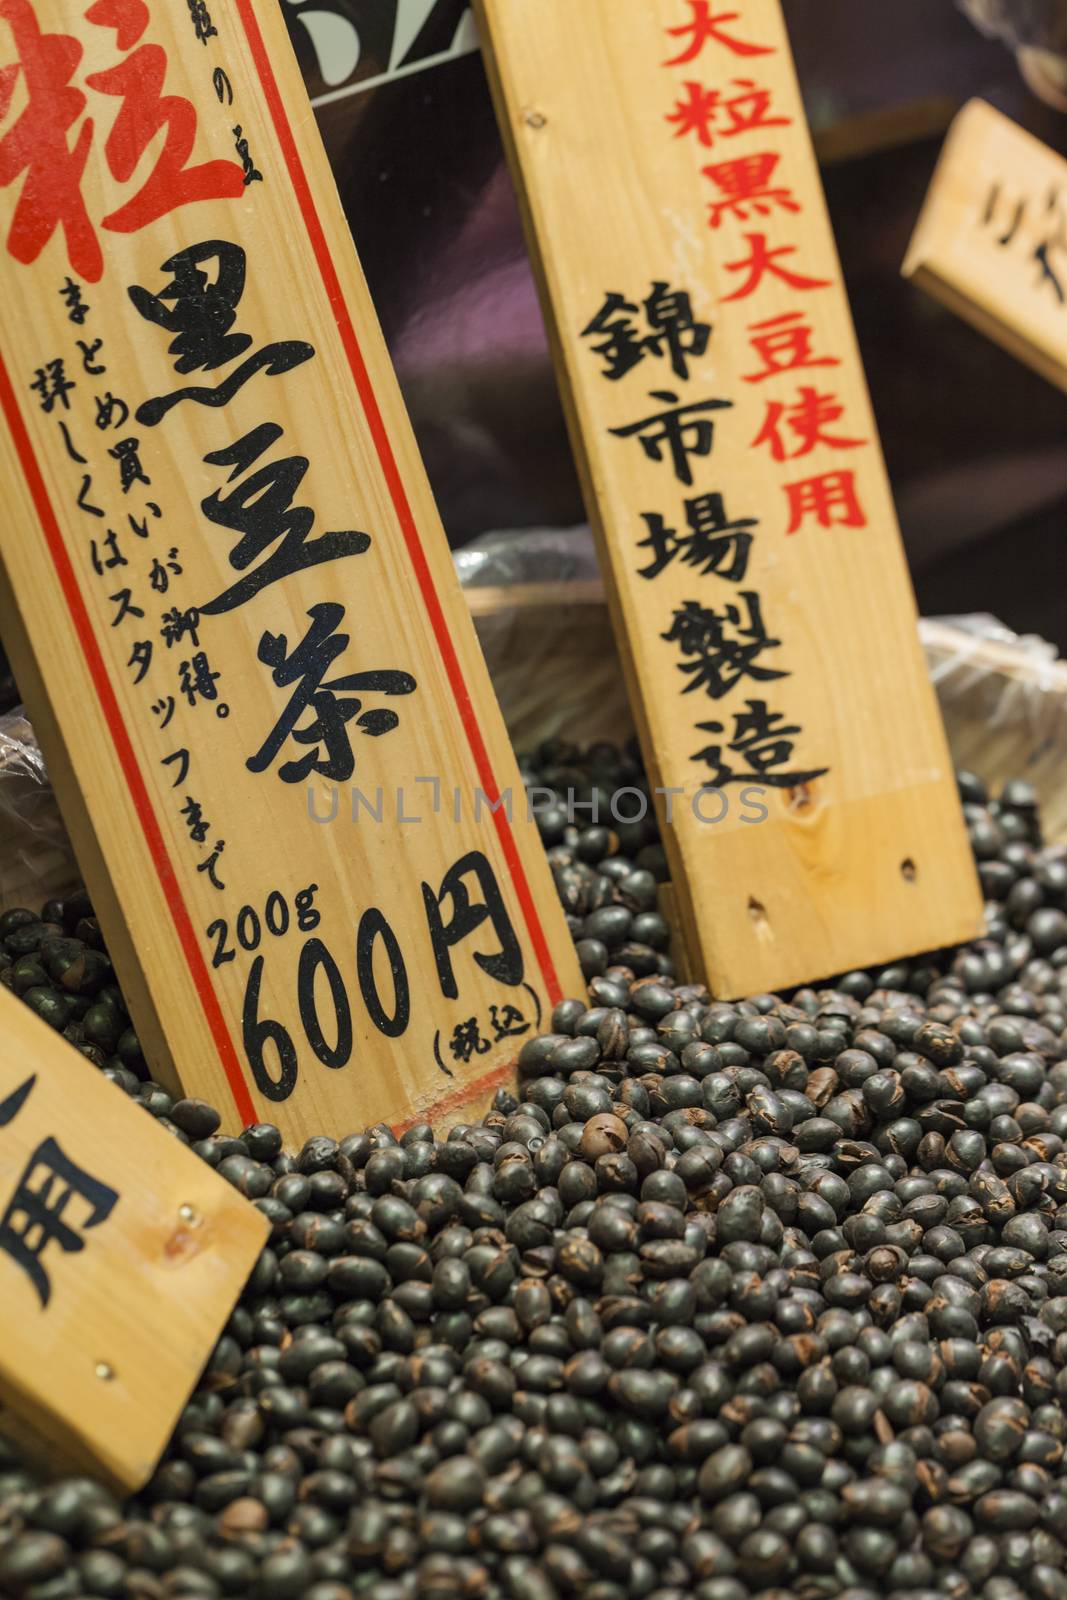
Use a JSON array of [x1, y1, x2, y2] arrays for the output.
[[474, 0, 982, 996], [0, 0, 581, 1146], [0, 988, 268, 1490], [904, 99, 1067, 394]]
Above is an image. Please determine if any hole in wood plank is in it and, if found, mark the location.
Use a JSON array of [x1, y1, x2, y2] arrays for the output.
[[95, 1362, 115, 1381], [178, 1204, 202, 1227], [523, 108, 547, 128], [787, 782, 813, 811], [747, 896, 768, 925], [901, 858, 917, 883]]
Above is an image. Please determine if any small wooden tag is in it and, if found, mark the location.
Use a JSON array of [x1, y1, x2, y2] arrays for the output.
[[0, 988, 268, 1491], [904, 98, 1067, 394]]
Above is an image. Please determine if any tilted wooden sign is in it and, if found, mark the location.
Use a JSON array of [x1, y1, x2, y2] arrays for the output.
[[0, 988, 268, 1489], [904, 99, 1067, 394], [0, 0, 581, 1145], [475, 0, 983, 996]]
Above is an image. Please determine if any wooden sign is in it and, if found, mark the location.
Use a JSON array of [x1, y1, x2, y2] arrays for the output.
[[0, 0, 581, 1146], [904, 99, 1067, 393], [474, 0, 983, 996], [0, 987, 268, 1489]]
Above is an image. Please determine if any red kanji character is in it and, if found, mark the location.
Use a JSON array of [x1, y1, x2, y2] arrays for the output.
[[664, 2, 772, 64], [784, 470, 867, 534], [702, 152, 799, 229], [752, 386, 866, 462], [743, 311, 840, 383], [666, 77, 789, 149], [84, 0, 244, 234], [722, 232, 830, 302], [87, 0, 148, 51], [0, 0, 101, 281]]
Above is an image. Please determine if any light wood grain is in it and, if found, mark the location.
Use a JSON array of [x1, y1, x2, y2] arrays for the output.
[[475, 0, 983, 996], [904, 100, 1067, 392], [0, 0, 582, 1147], [0, 988, 268, 1490]]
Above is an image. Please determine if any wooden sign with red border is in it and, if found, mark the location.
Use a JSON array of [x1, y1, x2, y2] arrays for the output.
[[0, 0, 581, 1146]]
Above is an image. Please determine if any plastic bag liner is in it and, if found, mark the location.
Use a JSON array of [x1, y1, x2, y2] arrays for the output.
[[0, 708, 80, 913], [459, 527, 634, 754], [461, 527, 1067, 842], [919, 612, 1067, 843], [957, 0, 1067, 53]]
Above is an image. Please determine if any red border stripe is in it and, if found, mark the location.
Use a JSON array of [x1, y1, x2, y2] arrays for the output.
[[0, 5, 563, 1133], [0, 353, 258, 1128], [232, 0, 564, 1010]]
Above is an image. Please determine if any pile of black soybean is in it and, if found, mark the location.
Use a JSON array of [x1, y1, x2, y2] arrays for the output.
[[4, 746, 1067, 1600]]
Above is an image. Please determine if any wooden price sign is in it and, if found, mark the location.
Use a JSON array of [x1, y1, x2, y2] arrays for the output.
[[474, 0, 983, 996], [0, 988, 268, 1489], [0, 0, 581, 1146], [904, 100, 1067, 393]]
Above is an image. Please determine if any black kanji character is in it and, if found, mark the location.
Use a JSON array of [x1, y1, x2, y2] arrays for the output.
[[449, 1017, 491, 1063], [196, 840, 226, 890], [94, 392, 129, 430], [149, 549, 182, 593], [609, 390, 732, 486], [161, 606, 200, 649], [128, 503, 162, 540], [60, 278, 89, 324], [422, 851, 525, 1001], [1035, 186, 1067, 306], [178, 652, 220, 707], [232, 125, 262, 187], [128, 242, 314, 425], [90, 529, 126, 574], [489, 1003, 530, 1042], [982, 180, 1026, 247], [76, 476, 104, 517], [637, 491, 757, 581], [692, 698, 829, 788], [57, 420, 87, 464], [108, 588, 145, 627], [180, 796, 210, 844], [186, 0, 217, 44], [30, 359, 74, 413], [0, 1075, 118, 1309], [77, 338, 106, 375], [128, 640, 153, 684], [642, 281, 712, 381], [580, 292, 646, 380], [247, 603, 416, 784], [580, 282, 711, 382], [162, 748, 190, 787], [197, 424, 370, 615], [109, 437, 150, 494], [662, 593, 786, 699]]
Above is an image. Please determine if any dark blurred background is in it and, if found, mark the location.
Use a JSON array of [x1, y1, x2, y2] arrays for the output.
[[281, 1, 1067, 645]]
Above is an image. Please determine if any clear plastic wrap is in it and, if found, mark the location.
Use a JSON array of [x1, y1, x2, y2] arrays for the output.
[[958, 0, 1067, 104], [0, 708, 79, 912], [460, 527, 634, 754], [957, 0, 1067, 53], [920, 612, 1067, 840]]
